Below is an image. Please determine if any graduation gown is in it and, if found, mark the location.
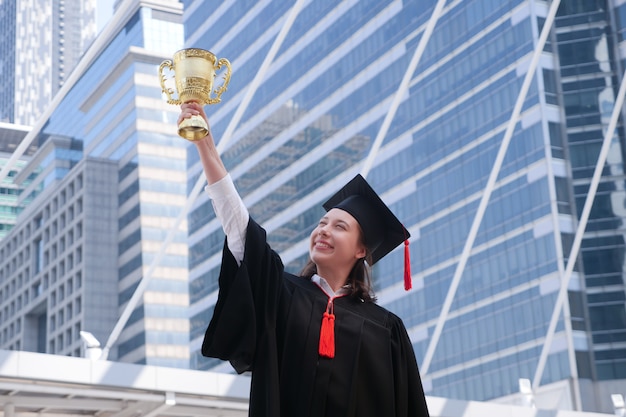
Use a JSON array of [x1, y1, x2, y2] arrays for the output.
[[202, 218, 430, 417]]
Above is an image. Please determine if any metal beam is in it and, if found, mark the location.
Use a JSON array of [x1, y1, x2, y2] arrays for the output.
[[139, 402, 172, 417], [106, 401, 155, 417], [217, 0, 309, 153], [0, 396, 123, 411], [0, 381, 162, 403], [360, 0, 447, 178]]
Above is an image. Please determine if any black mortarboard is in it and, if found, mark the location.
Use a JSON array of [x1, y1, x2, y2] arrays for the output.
[[323, 174, 412, 290]]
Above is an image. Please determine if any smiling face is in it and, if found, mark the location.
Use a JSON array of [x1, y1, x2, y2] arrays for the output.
[[309, 208, 367, 282]]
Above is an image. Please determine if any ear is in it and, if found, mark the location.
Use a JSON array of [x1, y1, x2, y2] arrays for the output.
[[355, 243, 366, 260]]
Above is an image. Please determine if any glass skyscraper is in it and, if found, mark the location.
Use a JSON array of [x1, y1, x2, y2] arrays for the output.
[[0, 0, 97, 125], [184, 0, 626, 412]]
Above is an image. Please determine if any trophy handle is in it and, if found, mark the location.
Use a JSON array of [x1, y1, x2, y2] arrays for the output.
[[208, 58, 232, 104], [158, 60, 181, 105]]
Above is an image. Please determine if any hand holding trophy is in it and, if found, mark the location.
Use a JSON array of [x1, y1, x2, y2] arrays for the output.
[[159, 48, 232, 141]]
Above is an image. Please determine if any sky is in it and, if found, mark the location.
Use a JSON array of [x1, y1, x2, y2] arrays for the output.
[[96, 0, 115, 32]]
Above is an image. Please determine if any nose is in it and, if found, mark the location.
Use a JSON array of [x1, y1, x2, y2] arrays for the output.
[[318, 224, 329, 236]]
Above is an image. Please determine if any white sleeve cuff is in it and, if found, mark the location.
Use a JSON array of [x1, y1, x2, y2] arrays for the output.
[[205, 174, 238, 201], [204, 174, 249, 265]]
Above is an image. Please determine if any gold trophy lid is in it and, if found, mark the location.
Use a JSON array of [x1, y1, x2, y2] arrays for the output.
[[173, 48, 217, 62]]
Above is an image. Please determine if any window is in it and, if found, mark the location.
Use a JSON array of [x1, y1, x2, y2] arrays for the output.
[[34, 238, 43, 274]]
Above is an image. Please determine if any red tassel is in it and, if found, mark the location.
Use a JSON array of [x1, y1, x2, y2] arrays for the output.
[[404, 239, 412, 291], [319, 311, 335, 358]]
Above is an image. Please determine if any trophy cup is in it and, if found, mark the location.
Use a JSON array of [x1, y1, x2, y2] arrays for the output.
[[159, 48, 232, 141]]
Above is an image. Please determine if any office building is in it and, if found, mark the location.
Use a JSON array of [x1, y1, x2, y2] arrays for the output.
[[0, 0, 97, 125], [184, 0, 626, 413], [0, 0, 188, 367]]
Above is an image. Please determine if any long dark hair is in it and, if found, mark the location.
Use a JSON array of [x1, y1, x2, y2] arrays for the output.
[[299, 253, 377, 303]]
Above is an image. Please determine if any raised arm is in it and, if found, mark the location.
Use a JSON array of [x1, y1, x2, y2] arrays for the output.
[[180, 102, 249, 264], [179, 102, 227, 184]]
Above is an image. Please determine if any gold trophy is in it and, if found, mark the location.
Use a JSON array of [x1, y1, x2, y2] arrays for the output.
[[159, 48, 232, 141]]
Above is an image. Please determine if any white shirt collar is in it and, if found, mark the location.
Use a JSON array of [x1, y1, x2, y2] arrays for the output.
[[311, 274, 350, 299]]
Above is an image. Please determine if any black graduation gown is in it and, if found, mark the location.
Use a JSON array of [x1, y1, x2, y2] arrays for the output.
[[202, 218, 430, 417]]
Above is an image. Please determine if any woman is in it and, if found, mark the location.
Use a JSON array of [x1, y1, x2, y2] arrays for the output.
[[180, 102, 430, 417]]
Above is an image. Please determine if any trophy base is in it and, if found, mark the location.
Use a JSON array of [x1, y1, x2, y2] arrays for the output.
[[178, 115, 208, 141]]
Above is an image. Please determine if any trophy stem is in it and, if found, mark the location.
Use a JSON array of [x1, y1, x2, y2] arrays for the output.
[[178, 115, 209, 141]]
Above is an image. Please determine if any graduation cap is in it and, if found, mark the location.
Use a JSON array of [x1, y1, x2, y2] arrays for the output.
[[323, 174, 412, 290]]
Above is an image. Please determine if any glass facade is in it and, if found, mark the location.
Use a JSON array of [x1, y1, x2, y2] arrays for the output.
[[0, 0, 16, 123], [185, 0, 626, 408], [0, 156, 26, 240], [0, 123, 36, 240], [555, 1, 626, 381]]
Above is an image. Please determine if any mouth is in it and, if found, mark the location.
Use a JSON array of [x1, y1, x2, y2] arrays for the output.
[[314, 240, 333, 250]]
